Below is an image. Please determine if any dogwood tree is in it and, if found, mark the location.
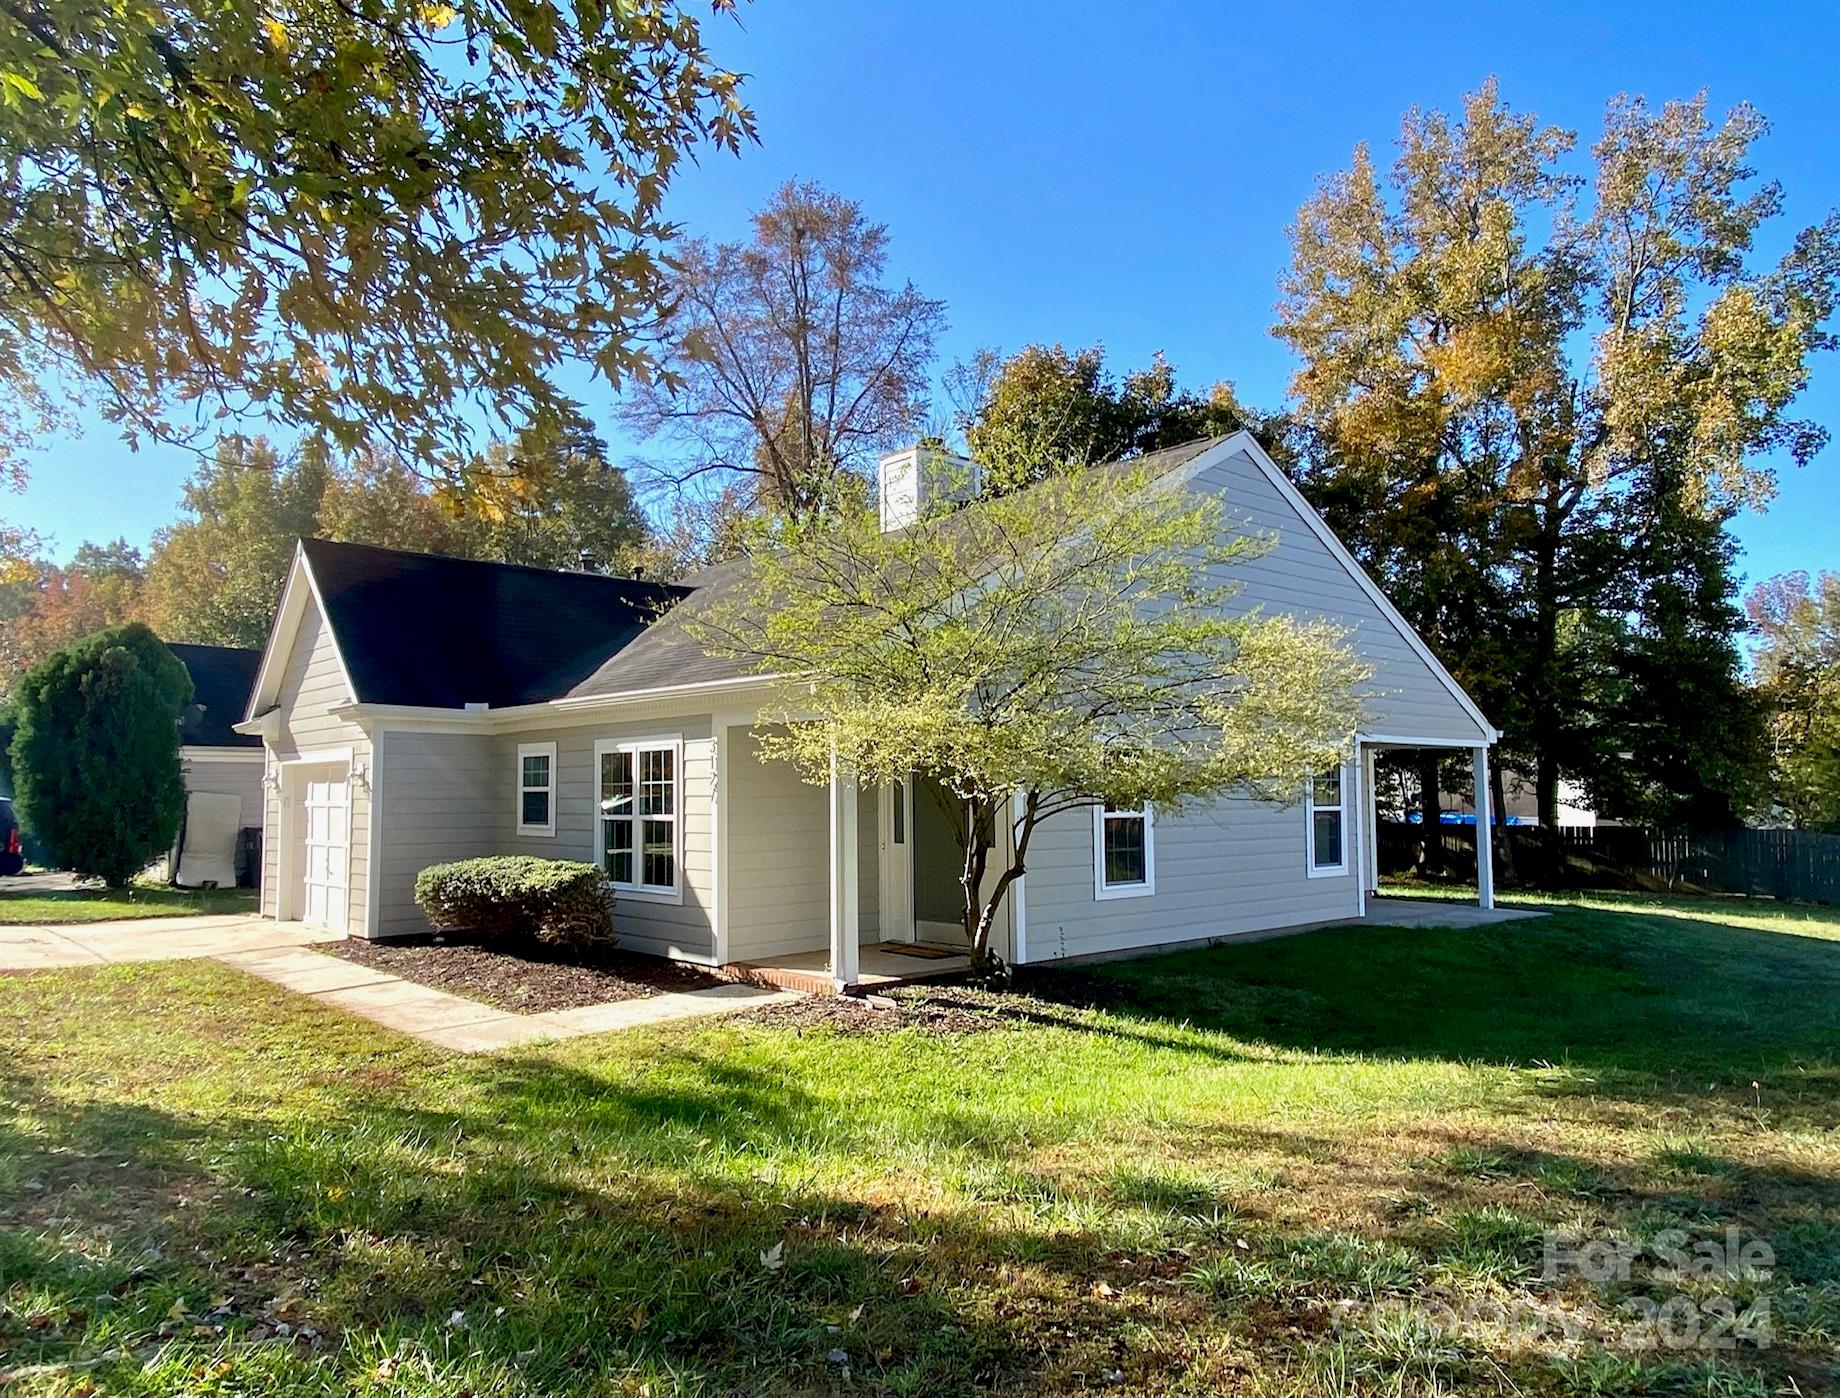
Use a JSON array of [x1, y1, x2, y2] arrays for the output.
[[687, 456, 1369, 968]]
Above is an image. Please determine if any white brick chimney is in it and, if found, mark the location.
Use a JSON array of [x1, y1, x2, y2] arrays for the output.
[[877, 445, 982, 531]]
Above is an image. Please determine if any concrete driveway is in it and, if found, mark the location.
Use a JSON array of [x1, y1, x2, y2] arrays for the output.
[[0, 916, 339, 970]]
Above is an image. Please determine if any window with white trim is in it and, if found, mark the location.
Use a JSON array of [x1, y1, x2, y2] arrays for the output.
[[1093, 802, 1155, 899], [1307, 765, 1347, 875], [596, 737, 681, 898], [516, 742, 556, 836]]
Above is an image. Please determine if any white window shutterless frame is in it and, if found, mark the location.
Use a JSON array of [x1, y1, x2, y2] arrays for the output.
[[1093, 802, 1155, 899], [595, 736, 683, 902], [1306, 765, 1348, 876], [516, 742, 557, 836]]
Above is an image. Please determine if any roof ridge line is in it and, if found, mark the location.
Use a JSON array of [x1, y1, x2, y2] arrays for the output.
[[299, 536, 692, 594]]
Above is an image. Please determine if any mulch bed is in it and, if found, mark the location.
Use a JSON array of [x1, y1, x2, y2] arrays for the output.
[[740, 976, 1127, 1037], [327, 935, 727, 1014]]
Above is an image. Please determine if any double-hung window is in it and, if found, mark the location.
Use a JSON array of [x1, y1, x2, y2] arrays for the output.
[[1093, 802, 1155, 899], [1307, 765, 1347, 875], [596, 737, 682, 900], [516, 742, 556, 837]]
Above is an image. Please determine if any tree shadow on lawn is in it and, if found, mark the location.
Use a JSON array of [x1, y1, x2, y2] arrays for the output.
[[1021, 904, 1840, 1118], [6, 1046, 1837, 1393], [0, 1050, 1191, 1394]]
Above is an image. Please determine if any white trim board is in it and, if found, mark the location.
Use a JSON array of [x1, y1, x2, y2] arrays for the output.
[[243, 545, 361, 722], [1092, 801, 1156, 901], [1360, 733, 1495, 750], [365, 732, 384, 940], [181, 746, 266, 764], [276, 744, 356, 767], [1305, 763, 1351, 879], [515, 740, 558, 837], [329, 680, 785, 736], [1010, 787, 1029, 964]]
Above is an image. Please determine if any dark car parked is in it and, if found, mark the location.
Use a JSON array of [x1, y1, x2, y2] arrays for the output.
[[0, 796, 22, 877]]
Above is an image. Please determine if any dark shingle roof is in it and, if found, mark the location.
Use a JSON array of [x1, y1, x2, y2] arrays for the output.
[[299, 539, 690, 708], [169, 643, 263, 748], [563, 436, 1229, 700], [562, 554, 757, 698], [296, 439, 1229, 709]]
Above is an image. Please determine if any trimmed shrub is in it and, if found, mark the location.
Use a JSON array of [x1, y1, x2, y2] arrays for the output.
[[413, 856, 616, 947], [9, 624, 192, 887]]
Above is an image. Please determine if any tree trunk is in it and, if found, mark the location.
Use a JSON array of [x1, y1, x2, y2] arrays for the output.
[[1491, 759, 1517, 887], [959, 790, 1039, 976], [1417, 751, 1443, 874], [959, 797, 991, 961], [1531, 509, 1562, 828]]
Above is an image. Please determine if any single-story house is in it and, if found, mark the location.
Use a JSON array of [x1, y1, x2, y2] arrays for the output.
[[236, 431, 1501, 987], [172, 643, 266, 820]]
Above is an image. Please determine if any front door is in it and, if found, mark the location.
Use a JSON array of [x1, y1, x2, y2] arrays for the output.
[[298, 768, 349, 932], [878, 777, 915, 941], [909, 776, 974, 947]]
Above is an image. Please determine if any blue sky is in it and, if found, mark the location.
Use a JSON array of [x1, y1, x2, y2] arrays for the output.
[[11, 0, 1840, 591]]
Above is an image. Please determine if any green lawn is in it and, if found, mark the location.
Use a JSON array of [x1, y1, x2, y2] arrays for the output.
[[2, 894, 1838, 1395], [0, 881, 257, 924]]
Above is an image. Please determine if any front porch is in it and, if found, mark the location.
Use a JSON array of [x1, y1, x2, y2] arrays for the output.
[[715, 721, 1006, 992]]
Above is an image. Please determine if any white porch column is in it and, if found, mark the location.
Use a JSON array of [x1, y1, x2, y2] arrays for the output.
[[1351, 751, 1368, 919], [1009, 787, 1029, 965], [1473, 745, 1495, 910], [1361, 744, 1380, 896], [828, 743, 860, 989]]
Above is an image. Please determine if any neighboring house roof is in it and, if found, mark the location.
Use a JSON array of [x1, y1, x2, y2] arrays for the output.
[[169, 643, 263, 748], [293, 539, 691, 708]]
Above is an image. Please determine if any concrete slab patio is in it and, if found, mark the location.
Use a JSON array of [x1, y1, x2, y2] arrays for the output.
[[217, 946, 800, 1052], [0, 915, 339, 970], [1355, 897, 1546, 929]]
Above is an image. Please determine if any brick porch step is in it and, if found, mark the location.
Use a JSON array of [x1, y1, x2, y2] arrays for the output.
[[716, 961, 839, 995]]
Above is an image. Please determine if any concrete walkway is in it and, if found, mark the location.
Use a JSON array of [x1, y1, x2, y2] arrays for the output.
[[0, 915, 339, 969], [216, 946, 800, 1052], [3, 870, 83, 896], [1357, 896, 1545, 928]]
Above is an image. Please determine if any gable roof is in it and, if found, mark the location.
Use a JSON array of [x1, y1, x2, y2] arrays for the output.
[[263, 540, 691, 710], [243, 434, 1494, 744], [169, 643, 263, 748], [560, 437, 1228, 703], [1169, 433, 1499, 744]]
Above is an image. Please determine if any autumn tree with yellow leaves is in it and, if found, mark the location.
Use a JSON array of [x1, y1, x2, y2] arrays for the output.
[[1277, 81, 1839, 827], [0, 0, 753, 480]]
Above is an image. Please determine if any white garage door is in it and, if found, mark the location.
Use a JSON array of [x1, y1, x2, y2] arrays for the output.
[[298, 768, 349, 932]]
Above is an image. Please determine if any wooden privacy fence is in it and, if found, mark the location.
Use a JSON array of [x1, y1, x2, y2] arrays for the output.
[[1378, 822, 1840, 906]]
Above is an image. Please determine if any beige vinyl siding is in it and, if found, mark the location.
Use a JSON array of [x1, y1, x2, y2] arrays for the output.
[[1201, 447, 1489, 743], [1016, 445, 1466, 962], [495, 718, 715, 961], [723, 726, 830, 962], [260, 598, 371, 934], [1022, 780, 1362, 963], [181, 754, 265, 832], [372, 731, 498, 938]]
